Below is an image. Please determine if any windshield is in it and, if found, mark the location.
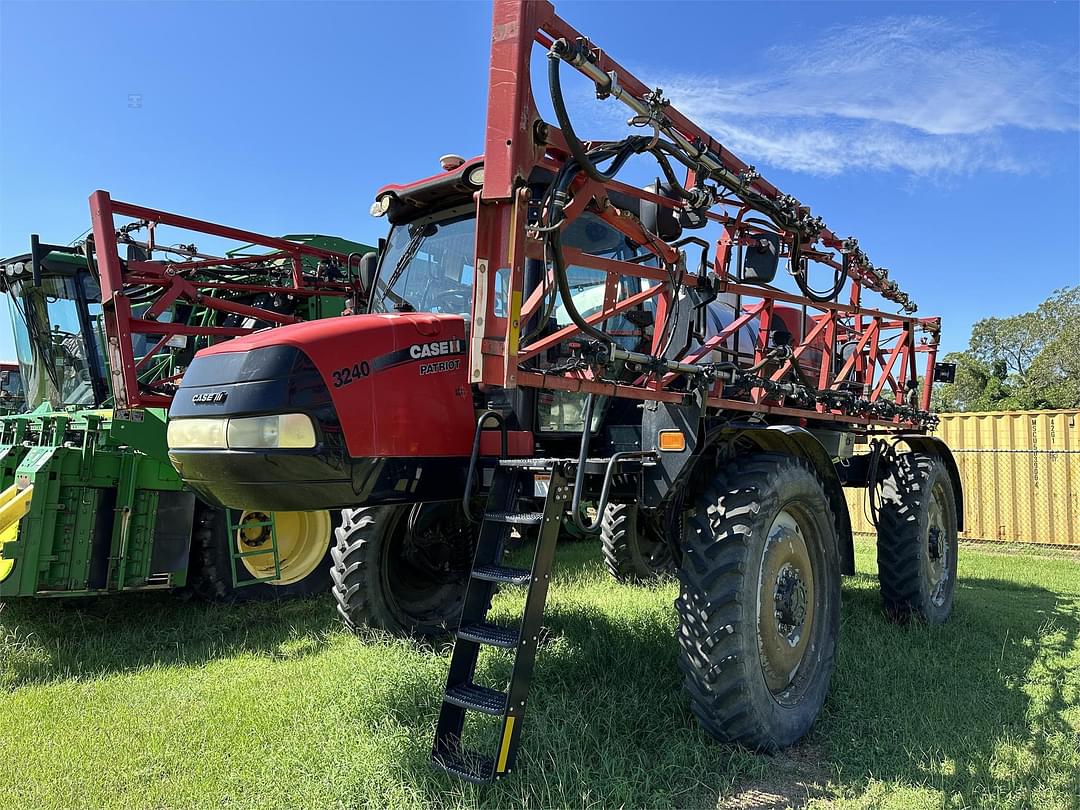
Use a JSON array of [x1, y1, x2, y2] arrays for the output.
[[7, 273, 106, 410], [373, 209, 651, 334], [372, 211, 476, 316], [0, 367, 23, 413]]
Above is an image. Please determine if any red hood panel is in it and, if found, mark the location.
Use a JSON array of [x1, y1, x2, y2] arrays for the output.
[[199, 313, 474, 459]]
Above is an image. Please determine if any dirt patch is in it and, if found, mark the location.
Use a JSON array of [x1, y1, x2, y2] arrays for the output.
[[717, 744, 832, 810]]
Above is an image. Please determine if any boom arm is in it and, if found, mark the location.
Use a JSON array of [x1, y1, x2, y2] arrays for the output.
[[88, 191, 369, 409], [470, 0, 942, 429]]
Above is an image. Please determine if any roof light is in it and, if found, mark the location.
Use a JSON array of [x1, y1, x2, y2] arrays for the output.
[[370, 194, 393, 218], [440, 154, 465, 171], [466, 165, 485, 188]]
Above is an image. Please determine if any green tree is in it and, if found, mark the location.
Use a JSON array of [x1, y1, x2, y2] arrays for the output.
[[1025, 287, 1080, 409], [932, 285, 1079, 412]]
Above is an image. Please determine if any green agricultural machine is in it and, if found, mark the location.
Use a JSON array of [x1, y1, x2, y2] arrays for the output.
[[0, 362, 24, 415], [0, 192, 373, 599]]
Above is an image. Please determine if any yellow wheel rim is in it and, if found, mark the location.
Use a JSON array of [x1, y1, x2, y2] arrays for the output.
[[235, 510, 331, 586]]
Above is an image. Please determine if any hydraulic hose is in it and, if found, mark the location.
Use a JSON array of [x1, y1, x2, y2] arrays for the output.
[[648, 147, 696, 201], [549, 42, 614, 184], [790, 237, 846, 303], [548, 229, 613, 345]]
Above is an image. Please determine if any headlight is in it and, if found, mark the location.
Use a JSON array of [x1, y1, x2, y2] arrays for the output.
[[167, 414, 316, 450], [227, 414, 316, 449], [466, 165, 485, 188], [167, 418, 227, 449]]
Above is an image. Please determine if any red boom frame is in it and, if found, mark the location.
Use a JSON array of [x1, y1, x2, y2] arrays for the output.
[[89, 190, 365, 409], [466, 0, 942, 431]]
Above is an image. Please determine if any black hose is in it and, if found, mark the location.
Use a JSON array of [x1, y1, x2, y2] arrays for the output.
[[549, 43, 612, 184], [790, 237, 846, 303], [548, 229, 613, 345], [548, 45, 647, 185], [648, 148, 695, 201]]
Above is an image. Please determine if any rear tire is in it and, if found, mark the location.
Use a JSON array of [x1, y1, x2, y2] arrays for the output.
[[875, 452, 958, 624], [601, 502, 675, 583], [676, 453, 841, 750], [330, 504, 473, 637]]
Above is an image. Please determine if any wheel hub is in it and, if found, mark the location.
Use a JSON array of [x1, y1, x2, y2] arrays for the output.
[[927, 527, 943, 560], [925, 482, 951, 606], [774, 564, 808, 642], [757, 509, 816, 699], [382, 504, 473, 627], [401, 503, 473, 581]]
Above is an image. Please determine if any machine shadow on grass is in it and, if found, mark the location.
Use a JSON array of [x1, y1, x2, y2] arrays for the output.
[[0, 591, 341, 690]]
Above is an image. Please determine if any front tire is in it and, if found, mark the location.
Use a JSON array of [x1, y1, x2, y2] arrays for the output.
[[190, 503, 336, 601], [330, 504, 473, 637], [875, 452, 958, 624], [676, 453, 841, 750]]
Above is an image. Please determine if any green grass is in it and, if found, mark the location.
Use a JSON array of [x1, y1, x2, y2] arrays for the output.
[[2, 537, 1078, 809]]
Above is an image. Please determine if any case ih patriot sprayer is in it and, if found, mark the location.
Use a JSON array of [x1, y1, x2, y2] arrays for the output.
[[0, 196, 371, 599], [166, 0, 962, 782]]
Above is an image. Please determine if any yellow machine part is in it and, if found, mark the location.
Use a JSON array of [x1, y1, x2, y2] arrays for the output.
[[235, 509, 332, 586], [0, 484, 33, 583]]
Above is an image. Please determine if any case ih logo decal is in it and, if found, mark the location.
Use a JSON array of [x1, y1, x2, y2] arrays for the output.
[[370, 339, 466, 375], [191, 391, 228, 405], [409, 339, 464, 360]]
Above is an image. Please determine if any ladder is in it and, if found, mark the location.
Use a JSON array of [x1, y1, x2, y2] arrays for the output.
[[227, 510, 282, 587], [431, 457, 570, 783]]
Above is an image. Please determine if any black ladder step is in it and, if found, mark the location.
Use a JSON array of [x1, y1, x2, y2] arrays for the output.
[[472, 564, 532, 586], [457, 622, 519, 649], [432, 746, 495, 784], [484, 511, 543, 526], [444, 683, 508, 715]]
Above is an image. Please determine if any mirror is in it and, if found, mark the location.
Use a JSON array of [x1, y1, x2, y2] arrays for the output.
[[358, 251, 378, 295], [934, 362, 957, 384], [742, 232, 780, 284], [639, 180, 683, 243], [126, 243, 149, 262]]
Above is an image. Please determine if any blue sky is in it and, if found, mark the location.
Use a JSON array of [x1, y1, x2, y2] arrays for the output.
[[2, 0, 1078, 360]]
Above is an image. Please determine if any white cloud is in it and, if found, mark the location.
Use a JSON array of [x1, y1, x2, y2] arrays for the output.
[[645, 16, 1078, 176]]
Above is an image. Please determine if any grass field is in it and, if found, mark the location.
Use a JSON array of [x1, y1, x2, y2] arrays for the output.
[[2, 536, 1078, 809]]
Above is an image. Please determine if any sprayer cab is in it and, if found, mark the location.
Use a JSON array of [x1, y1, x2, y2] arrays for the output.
[[167, 152, 863, 513]]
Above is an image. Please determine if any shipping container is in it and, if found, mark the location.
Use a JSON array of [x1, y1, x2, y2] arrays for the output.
[[847, 409, 1080, 546]]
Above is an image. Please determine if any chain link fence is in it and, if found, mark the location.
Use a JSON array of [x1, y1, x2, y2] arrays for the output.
[[947, 447, 1079, 547]]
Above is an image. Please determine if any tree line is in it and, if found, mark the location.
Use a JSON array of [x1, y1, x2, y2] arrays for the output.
[[931, 286, 1079, 412]]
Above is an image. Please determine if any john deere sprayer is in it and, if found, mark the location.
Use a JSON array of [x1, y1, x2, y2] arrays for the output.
[[0, 193, 372, 599]]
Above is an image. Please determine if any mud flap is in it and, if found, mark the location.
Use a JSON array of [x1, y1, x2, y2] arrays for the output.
[[640, 396, 702, 508]]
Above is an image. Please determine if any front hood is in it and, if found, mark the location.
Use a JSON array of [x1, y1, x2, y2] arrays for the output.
[[167, 312, 476, 511]]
